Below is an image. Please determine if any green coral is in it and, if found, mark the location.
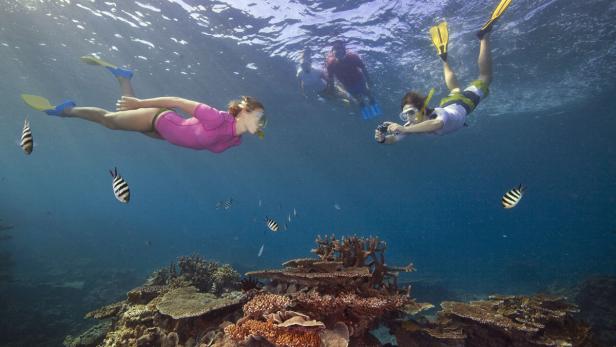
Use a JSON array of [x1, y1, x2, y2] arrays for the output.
[[212, 264, 240, 294]]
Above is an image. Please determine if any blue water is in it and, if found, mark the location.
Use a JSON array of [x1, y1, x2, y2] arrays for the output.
[[1, 0, 615, 344]]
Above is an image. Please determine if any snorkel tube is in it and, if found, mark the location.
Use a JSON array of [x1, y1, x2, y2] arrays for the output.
[[416, 87, 435, 123]]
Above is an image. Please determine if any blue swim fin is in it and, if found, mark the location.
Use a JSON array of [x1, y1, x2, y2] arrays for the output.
[[45, 100, 76, 116], [370, 102, 383, 117], [105, 66, 134, 79], [361, 102, 382, 120], [361, 105, 372, 120]]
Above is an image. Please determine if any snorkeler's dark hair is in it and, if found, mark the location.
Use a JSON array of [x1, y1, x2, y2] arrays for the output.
[[400, 92, 425, 110], [331, 40, 346, 51], [228, 96, 264, 118]]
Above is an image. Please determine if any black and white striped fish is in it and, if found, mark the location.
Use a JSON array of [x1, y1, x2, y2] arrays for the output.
[[20, 119, 33, 155], [216, 198, 233, 210], [110, 167, 130, 203], [264, 217, 279, 232], [501, 184, 525, 209]]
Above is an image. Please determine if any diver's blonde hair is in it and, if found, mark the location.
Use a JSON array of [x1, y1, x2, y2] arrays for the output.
[[228, 96, 264, 118]]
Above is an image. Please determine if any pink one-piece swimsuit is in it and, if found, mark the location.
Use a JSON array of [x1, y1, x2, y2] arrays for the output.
[[154, 103, 242, 153]]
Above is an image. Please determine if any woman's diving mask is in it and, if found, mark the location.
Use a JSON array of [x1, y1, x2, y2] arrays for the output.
[[256, 112, 267, 139]]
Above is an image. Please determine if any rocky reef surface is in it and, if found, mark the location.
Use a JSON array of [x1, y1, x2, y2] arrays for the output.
[[574, 276, 616, 347], [69, 236, 603, 347]]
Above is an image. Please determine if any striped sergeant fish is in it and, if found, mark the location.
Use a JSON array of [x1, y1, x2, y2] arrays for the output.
[[501, 184, 525, 209], [20, 119, 33, 155], [264, 217, 279, 232], [216, 198, 233, 210], [110, 167, 130, 203]]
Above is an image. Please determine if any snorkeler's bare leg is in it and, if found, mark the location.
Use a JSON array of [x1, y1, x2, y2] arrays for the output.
[[117, 77, 135, 97], [443, 61, 461, 91], [109, 77, 162, 139], [63, 107, 160, 132], [477, 35, 492, 85]]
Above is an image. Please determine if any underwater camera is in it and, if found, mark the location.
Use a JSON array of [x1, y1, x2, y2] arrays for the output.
[[376, 123, 389, 134]]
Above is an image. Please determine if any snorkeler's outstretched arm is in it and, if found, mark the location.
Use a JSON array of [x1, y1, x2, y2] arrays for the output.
[[117, 96, 199, 115], [401, 119, 443, 134], [386, 119, 443, 135]]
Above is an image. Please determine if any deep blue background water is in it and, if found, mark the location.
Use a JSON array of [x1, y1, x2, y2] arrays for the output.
[[1, 0, 615, 343]]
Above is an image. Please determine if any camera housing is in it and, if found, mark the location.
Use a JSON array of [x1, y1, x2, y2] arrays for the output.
[[376, 123, 389, 134]]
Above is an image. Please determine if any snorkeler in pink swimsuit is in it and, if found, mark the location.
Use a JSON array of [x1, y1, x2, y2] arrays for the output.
[[22, 56, 266, 154]]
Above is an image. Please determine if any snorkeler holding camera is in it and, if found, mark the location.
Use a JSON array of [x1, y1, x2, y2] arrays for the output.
[[375, 0, 511, 144]]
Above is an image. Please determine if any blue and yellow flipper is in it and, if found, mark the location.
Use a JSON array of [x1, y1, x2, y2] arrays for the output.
[[21, 94, 76, 116], [80, 55, 133, 79]]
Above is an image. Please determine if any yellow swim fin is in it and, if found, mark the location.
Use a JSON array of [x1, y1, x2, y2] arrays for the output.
[[79, 55, 117, 68], [477, 0, 512, 38], [429, 21, 449, 61], [21, 94, 54, 111]]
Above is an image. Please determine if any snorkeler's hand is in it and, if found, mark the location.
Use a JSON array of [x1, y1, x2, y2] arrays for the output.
[[374, 129, 386, 143], [387, 122, 404, 134], [116, 96, 142, 111]]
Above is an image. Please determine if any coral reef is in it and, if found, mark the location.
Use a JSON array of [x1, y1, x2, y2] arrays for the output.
[[390, 294, 596, 347], [147, 254, 241, 294], [63, 320, 113, 347], [155, 286, 244, 320], [575, 276, 616, 347], [224, 235, 420, 346], [69, 240, 602, 347], [70, 255, 246, 347]]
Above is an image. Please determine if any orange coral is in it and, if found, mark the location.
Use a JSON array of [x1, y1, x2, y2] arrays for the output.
[[243, 293, 292, 317], [338, 292, 407, 315], [224, 319, 321, 347], [296, 291, 407, 317]]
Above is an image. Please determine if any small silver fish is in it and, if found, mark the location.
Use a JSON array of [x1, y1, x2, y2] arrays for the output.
[[287, 214, 291, 223], [258, 199, 262, 207], [258, 244, 264, 257], [110, 167, 130, 203], [216, 198, 233, 210], [265, 217, 279, 232], [502, 184, 525, 209], [334, 203, 341, 211], [293, 208, 297, 217], [20, 119, 33, 155]]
